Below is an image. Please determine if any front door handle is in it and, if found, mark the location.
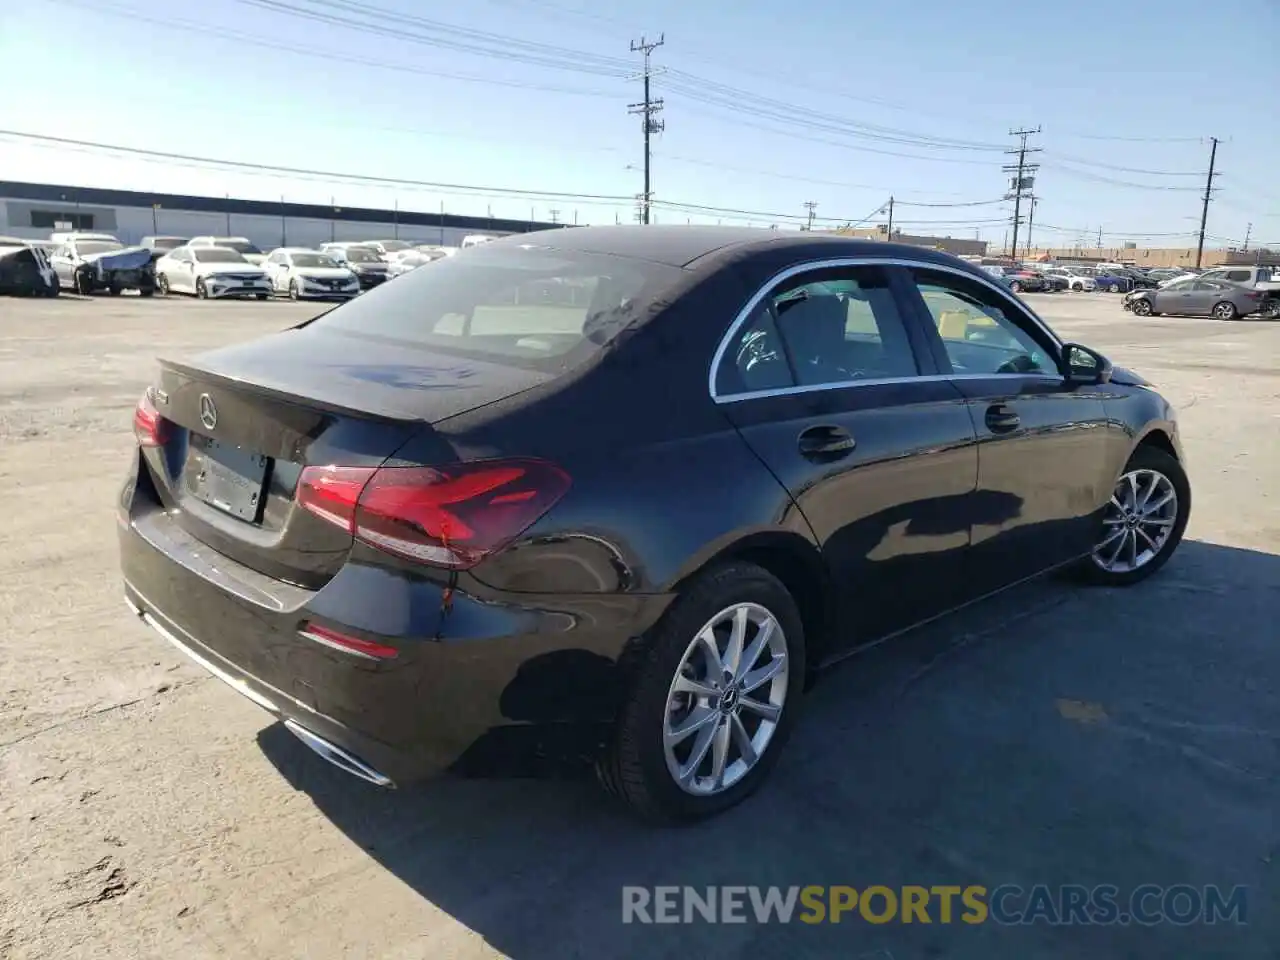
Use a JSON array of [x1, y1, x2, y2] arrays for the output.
[[798, 424, 856, 459], [985, 403, 1021, 433]]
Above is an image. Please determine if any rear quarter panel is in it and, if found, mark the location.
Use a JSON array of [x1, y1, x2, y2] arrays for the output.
[[395, 263, 818, 597]]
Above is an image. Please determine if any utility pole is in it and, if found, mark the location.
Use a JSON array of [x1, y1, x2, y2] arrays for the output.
[[1097, 226, 1103, 249], [1025, 196, 1037, 256], [1242, 221, 1251, 252], [225, 195, 232, 235], [885, 196, 895, 241], [1003, 126, 1041, 261], [628, 34, 665, 225], [393, 197, 399, 240], [1195, 136, 1220, 268], [803, 200, 818, 231], [280, 196, 286, 247], [549, 209, 561, 225]]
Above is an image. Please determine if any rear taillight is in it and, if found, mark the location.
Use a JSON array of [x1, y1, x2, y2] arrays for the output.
[[296, 458, 571, 570], [133, 390, 171, 448]]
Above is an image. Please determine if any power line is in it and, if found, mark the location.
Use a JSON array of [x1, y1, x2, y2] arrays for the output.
[[1044, 163, 1203, 192], [1045, 152, 1203, 177], [0, 130, 637, 203], [51, 0, 622, 97], [628, 34, 665, 225]]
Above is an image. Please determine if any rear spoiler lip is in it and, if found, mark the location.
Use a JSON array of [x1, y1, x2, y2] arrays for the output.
[[156, 357, 428, 425]]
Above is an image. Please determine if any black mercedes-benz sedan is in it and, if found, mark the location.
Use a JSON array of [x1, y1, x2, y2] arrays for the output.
[[119, 227, 1190, 823]]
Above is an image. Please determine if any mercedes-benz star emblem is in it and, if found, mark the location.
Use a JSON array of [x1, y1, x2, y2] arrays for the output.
[[198, 394, 218, 431]]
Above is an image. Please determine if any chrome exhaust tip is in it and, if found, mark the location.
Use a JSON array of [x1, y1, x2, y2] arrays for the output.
[[283, 719, 395, 788]]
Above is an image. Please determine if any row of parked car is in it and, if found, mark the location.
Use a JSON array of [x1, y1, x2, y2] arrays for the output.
[[0, 231, 500, 298], [971, 258, 1279, 319]]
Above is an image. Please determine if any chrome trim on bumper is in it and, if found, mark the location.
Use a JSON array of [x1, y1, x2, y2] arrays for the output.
[[283, 720, 395, 787], [124, 590, 396, 788]]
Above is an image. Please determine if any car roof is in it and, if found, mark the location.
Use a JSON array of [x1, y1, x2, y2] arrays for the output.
[[488, 224, 971, 271]]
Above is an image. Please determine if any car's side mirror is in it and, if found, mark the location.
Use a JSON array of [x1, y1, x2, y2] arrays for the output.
[[1060, 342, 1113, 385]]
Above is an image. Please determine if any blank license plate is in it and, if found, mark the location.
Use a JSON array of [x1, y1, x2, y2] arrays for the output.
[[187, 435, 269, 522]]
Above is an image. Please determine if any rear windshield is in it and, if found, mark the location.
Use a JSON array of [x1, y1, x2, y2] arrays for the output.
[[377, 240, 410, 252], [194, 248, 248, 263], [291, 253, 339, 268], [344, 247, 381, 263], [307, 245, 684, 372], [210, 239, 261, 255], [76, 241, 123, 255]]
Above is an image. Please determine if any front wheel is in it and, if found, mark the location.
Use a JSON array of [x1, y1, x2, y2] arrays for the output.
[[1108, 283, 1120, 293], [1131, 298, 1153, 316], [195, 278, 208, 300], [156, 274, 170, 296], [1076, 446, 1190, 587], [1009, 281, 1022, 293], [597, 561, 806, 823], [1212, 301, 1238, 320], [288, 279, 300, 301]]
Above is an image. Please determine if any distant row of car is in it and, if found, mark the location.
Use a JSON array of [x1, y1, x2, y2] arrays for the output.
[[2, 231, 499, 299]]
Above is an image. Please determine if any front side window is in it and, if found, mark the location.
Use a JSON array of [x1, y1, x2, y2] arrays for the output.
[[910, 269, 1054, 376]]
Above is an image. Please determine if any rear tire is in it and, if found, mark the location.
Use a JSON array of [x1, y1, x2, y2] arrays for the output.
[[1212, 301, 1238, 320], [256, 293, 268, 301], [597, 561, 806, 824], [139, 287, 155, 298], [1108, 283, 1120, 293], [1073, 445, 1190, 587]]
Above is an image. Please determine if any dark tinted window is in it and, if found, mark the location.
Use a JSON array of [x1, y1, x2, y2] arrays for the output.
[[344, 247, 381, 263], [309, 245, 683, 372], [716, 265, 919, 395], [75, 241, 123, 256], [716, 306, 794, 395], [193, 248, 247, 263], [1224, 270, 1251, 282], [909, 268, 1054, 376], [291, 253, 340, 268]]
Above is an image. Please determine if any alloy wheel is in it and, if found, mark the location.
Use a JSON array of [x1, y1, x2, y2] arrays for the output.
[[663, 602, 788, 797], [1213, 302, 1236, 320], [1132, 299, 1152, 316], [1092, 469, 1179, 574]]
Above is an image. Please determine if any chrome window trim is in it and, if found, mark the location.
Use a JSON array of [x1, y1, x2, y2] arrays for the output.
[[707, 256, 1065, 404]]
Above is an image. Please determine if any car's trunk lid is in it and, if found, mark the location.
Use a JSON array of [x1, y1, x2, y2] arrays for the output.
[[146, 326, 550, 587]]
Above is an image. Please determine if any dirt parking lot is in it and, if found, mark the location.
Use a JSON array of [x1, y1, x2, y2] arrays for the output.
[[1, 293, 1277, 959]]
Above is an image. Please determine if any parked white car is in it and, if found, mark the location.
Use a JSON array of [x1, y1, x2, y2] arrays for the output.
[[155, 246, 272, 299], [460, 234, 498, 248], [262, 248, 361, 299], [384, 249, 442, 279], [188, 236, 267, 265], [1045, 269, 1096, 292]]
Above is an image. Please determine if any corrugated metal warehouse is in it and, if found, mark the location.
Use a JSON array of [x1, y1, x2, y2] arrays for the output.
[[0, 181, 564, 248]]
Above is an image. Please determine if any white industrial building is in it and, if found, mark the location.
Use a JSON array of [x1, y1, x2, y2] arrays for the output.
[[0, 181, 563, 248]]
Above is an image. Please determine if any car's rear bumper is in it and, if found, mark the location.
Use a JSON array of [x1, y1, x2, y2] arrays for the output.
[[117, 469, 670, 784]]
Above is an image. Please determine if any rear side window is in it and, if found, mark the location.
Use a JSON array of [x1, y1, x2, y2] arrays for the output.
[[715, 265, 919, 396], [310, 245, 684, 372], [1225, 270, 1251, 282]]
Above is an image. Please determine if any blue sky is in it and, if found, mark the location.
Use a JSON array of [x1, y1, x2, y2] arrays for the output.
[[2, 0, 1277, 247]]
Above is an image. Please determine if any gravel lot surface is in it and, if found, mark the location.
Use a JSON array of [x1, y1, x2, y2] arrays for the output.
[[1, 293, 1276, 959]]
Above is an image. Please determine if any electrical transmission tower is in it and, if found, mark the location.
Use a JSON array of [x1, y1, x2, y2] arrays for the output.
[[803, 201, 818, 231], [1195, 136, 1220, 268], [1003, 127, 1041, 258], [628, 34, 665, 225], [548, 209, 561, 224]]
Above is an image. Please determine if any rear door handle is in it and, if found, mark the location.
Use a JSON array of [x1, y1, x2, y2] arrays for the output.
[[798, 424, 856, 459], [985, 403, 1021, 432]]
